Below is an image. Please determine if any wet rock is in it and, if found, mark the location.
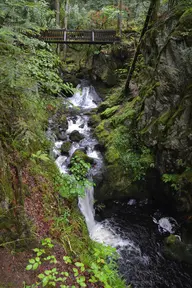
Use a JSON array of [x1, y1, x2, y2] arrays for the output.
[[94, 163, 148, 202], [94, 143, 105, 152], [59, 115, 68, 131], [57, 132, 67, 141], [164, 235, 192, 264], [61, 142, 72, 155], [71, 149, 94, 164], [69, 130, 84, 142], [91, 51, 123, 87], [88, 114, 101, 128]]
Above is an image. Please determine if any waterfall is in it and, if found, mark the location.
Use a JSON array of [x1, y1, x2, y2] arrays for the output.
[[78, 184, 96, 233], [49, 83, 192, 288], [52, 83, 133, 248]]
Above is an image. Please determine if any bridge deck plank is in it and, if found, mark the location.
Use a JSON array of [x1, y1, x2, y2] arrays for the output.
[[40, 29, 120, 44]]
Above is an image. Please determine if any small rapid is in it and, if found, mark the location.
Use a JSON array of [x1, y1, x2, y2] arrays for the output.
[[50, 82, 192, 288]]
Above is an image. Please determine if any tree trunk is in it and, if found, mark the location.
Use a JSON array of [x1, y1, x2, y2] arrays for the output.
[[124, 0, 159, 95], [63, 0, 69, 60], [55, 0, 60, 26], [55, 0, 60, 54], [117, 0, 123, 36]]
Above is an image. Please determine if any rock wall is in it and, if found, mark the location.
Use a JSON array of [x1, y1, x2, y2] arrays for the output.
[[136, 7, 192, 211], [92, 6, 192, 212]]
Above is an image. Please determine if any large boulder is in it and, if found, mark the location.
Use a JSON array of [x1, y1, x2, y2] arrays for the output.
[[94, 163, 147, 202], [69, 130, 84, 142]]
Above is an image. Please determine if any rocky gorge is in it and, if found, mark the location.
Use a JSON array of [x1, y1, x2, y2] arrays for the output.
[[59, 3, 192, 268]]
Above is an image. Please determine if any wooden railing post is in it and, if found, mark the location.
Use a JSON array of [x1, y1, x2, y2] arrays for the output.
[[64, 29, 67, 42], [92, 31, 95, 42]]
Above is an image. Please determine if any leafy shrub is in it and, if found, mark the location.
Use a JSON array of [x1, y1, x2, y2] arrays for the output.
[[54, 156, 91, 199], [110, 127, 154, 181], [25, 238, 126, 288]]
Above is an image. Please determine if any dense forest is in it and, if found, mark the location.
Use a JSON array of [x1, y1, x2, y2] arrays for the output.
[[0, 0, 192, 287]]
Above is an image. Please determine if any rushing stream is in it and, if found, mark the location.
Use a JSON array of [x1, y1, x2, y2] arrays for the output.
[[50, 82, 192, 288]]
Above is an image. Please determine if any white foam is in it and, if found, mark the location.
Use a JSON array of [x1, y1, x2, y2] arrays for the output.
[[69, 86, 98, 109], [128, 199, 137, 206], [87, 148, 100, 159], [56, 155, 68, 174], [55, 141, 63, 149], [67, 116, 90, 136], [157, 217, 178, 234], [90, 222, 136, 248]]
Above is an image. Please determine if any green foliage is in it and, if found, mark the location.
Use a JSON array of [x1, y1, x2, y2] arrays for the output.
[[31, 151, 50, 163], [38, 268, 59, 287], [65, 5, 91, 29], [25, 238, 125, 288], [54, 173, 84, 199], [53, 209, 71, 225], [162, 173, 180, 190], [162, 167, 192, 192], [0, 0, 73, 157], [54, 156, 92, 200], [0, 0, 75, 249], [63, 256, 72, 264], [26, 257, 41, 271], [88, 5, 121, 29], [88, 245, 125, 288], [70, 156, 91, 181], [108, 126, 154, 181]]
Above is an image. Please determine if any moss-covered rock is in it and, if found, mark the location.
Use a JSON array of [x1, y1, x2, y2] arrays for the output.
[[56, 131, 67, 141], [59, 115, 68, 131], [97, 89, 124, 113], [69, 130, 84, 142], [164, 235, 192, 264], [71, 150, 94, 165], [61, 141, 72, 155], [88, 114, 101, 128], [94, 163, 147, 201], [100, 105, 120, 119], [105, 146, 120, 164], [94, 120, 111, 146]]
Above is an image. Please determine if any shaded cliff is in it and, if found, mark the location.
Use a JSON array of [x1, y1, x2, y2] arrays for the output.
[[92, 4, 192, 212]]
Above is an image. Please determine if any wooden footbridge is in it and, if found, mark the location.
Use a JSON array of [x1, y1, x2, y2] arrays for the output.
[[40, 29, 120, 44]]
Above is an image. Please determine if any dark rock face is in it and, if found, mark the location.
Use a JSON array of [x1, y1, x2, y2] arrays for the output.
[[90, 44, 132, 88], [92, 7, 192, 211], [69, 130, 84, 142], [134, 8, 192, 211]]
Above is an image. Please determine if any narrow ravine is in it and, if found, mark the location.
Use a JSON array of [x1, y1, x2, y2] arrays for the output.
[[50, 82, 192, 288]]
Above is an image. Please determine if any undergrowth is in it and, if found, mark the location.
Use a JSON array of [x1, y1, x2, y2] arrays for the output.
[[24, 238, 125, 288]]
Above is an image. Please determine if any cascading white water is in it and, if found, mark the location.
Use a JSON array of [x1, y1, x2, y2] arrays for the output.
[[53, 84, 137, 249]]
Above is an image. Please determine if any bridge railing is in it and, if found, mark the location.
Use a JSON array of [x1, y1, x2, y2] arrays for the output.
[[40, 29, 120, 44]]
